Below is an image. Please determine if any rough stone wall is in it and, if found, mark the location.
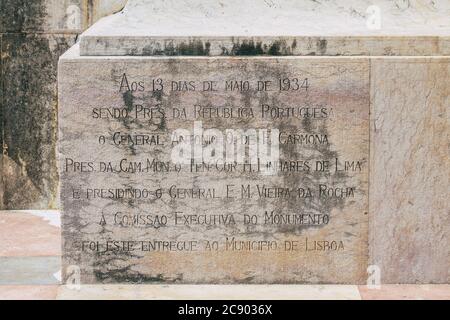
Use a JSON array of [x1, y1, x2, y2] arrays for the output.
[[0, 0, 127, 210]]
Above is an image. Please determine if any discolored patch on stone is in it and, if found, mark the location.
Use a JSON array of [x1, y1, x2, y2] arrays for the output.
[[79, 0, 450, 57], [0, 0, 46, 33], [0, 210, 61, 257], [0, 285, 59, 300], [1, 33, 77, 209], [1, 34, 4, 209]]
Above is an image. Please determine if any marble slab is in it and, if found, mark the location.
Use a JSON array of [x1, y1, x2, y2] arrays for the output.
[[0, 285, 59, 300], [79, 0, 450, 56], [370, 58, 450, 284], [59, 44, 369, 284]]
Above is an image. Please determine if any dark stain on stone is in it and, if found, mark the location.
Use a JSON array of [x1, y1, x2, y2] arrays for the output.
[[220, 46, 229, 55], [177, 40, 210, 56], [122, 90, 134, 123], [301, 116, 313, 132], [231, 40, 293, 56], [231, 40, 264, 55], [141, 45, 152, 56], [2, 31, 77, 209], [316, 39, 328, 55], [94, 268, 171, 284], [137, 39, 305, 56], [152, 89, 163, 102], [275, 118, 350, 235], [242, 62, 352, 237], [204, 41, 211, 53], [113, 72, 167, 157], [1, 35, 3, 168], [87, 0, 95, 26]]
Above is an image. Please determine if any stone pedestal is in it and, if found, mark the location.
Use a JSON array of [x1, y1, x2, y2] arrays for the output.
[[58, 0, 449, 284]]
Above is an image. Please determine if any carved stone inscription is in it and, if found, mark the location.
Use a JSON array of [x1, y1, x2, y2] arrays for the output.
[[59, 57, 369, 284]]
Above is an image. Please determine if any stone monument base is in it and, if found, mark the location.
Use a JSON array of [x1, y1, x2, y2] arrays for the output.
[[58, 0, 449, 284]]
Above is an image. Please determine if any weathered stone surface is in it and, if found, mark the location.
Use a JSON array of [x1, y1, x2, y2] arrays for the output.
[[82, 35, 450, 57], [1, 34, 77, 209], [358, 285, 450, 300], [370, 58, 449, 284], [80, 0, 450, 56], [0, 1, 129, 210], [59, 43, 370, 284], [56, 284, 362, 300], [0, 0, 127, 34], [0, 0, 87, 33], [1, 156, 47, 209], [91, 0, 128, 23], [0, 285, 59, 300]]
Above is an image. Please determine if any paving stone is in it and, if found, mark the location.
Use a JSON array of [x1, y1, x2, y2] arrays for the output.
[[1, 33, 77, 209], [0, 210, 60, 257], [369, 58, 450, 284], [0, 285, 58, 300], [0, 0, 87, 33], [359, 285, 450, 300]]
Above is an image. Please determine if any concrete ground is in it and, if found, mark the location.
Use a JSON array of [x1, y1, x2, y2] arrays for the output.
[[0, 210, 448, 300]]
